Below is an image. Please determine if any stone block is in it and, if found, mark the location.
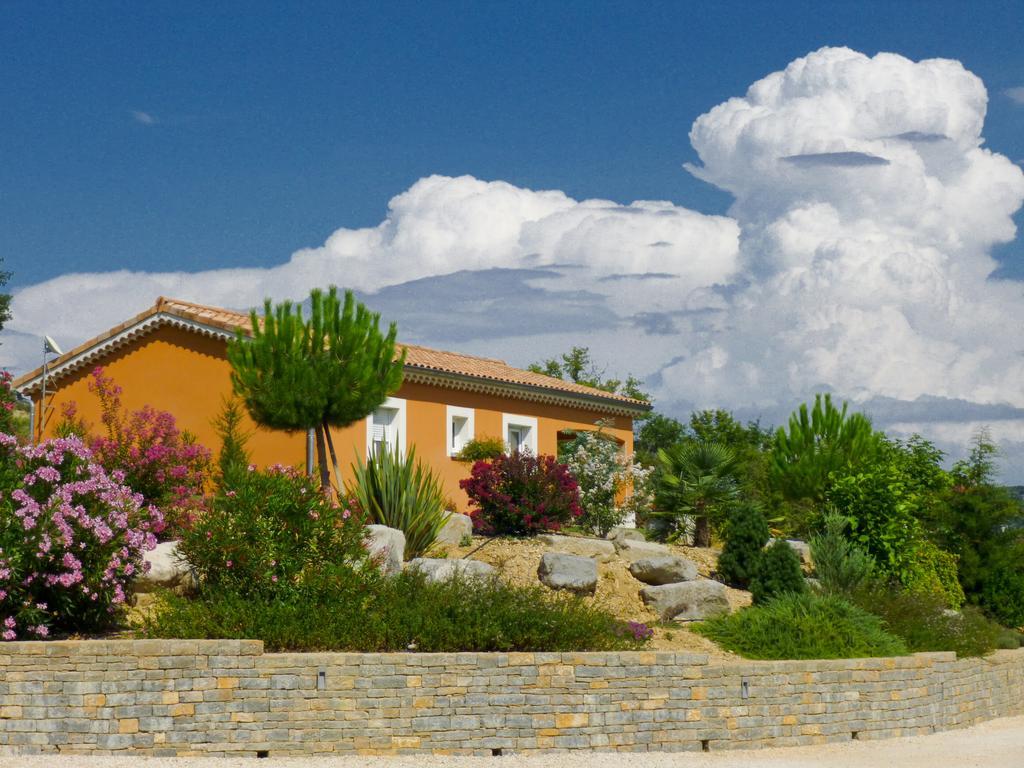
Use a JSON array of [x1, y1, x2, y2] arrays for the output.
[[407, 558, 496, 583], [537, 534, 616, 562], [537, 552, 598, 595], [640, 579, 731, 621], [613, 538, 671, 562], [435, 513, 474, 546], [629, 555, 699, 585], [365, 525, 406, 575]]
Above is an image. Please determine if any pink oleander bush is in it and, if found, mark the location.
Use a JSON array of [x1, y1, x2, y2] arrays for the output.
[[178, 464, 373, 597], [0, 370, 18, 437], [460, 451, 582, 536], [59, 368, 211, 538], [0, 434, 162, 640]]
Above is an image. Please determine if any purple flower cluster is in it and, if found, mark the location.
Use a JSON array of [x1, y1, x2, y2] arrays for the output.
[[0, 433, 161, 640]]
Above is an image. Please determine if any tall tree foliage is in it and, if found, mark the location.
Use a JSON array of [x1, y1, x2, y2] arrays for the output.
[[0, 258, 11, 332], [528, 346, 650, 404], [228, 287, 405, 492], [771, 394, 881, 505]]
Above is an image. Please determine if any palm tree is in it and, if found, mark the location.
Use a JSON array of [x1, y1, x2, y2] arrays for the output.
[[654, 440, 741, 547]]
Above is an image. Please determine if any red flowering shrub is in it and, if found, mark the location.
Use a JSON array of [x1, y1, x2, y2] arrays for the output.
[[61, 368, 211, 538], [0, 434, 161, 640], [459, 452, 582, 535]]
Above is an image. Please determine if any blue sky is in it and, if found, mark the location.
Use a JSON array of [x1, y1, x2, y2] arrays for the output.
[[3, 0, 1024, 287], [6, 1, 1024, 479]]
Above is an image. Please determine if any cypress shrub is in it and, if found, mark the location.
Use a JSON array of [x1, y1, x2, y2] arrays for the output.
[[716, 503, 770, 588], [750, 539, 807, 604]]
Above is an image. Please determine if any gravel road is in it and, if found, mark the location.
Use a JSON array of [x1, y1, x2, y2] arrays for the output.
[[2, 715, 1021, 768]]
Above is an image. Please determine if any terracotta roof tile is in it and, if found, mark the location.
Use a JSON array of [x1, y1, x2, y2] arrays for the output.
[[15, 297, 651, 412]]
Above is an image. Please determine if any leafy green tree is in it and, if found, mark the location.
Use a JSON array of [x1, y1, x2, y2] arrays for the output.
[[929, 430, 1024, 623], [688, 409, 773, 502], [771, 394, 882, 505], [228, 287, 405, 492], [653, 441, 740, 547], [828, 438, 963, 606], [634, 413, 686, 465], [529, 346, 650, 404]]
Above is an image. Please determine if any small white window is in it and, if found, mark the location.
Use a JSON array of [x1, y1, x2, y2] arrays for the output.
[[446, 406, 475, 456], [502, 413, 538, 455], [366, 397, 407, 458]]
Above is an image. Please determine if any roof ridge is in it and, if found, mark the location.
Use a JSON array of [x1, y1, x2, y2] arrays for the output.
[[14, 296, 652, 412]]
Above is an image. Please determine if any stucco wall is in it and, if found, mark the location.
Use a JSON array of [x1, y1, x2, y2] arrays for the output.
[[0, 641, 1021, 756], [32, 327, 635, 512]]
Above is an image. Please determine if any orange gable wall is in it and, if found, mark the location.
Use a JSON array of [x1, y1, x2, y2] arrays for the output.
[[33, 325, 635, 512]]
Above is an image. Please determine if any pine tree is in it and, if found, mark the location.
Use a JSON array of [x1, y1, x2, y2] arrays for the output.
[[227, 287, 405, 492], [212, 396, 252, 490]]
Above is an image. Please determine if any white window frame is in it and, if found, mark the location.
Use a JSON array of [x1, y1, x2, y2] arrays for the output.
[[446, 405, 475, 457], [366, 396, 407, 459], [502, 413, 538, 455]]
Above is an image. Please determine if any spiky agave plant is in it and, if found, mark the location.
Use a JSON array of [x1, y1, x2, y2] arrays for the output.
[[348, 443, 449, 560]]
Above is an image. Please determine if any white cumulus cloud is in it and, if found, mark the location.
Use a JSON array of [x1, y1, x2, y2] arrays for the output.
[[7, 46, 1024, 478]]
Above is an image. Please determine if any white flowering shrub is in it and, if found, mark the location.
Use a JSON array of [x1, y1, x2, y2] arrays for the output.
[[562, 428, 654, 536]]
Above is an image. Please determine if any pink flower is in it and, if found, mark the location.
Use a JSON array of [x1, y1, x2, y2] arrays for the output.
[[226, 560, 233, 569]]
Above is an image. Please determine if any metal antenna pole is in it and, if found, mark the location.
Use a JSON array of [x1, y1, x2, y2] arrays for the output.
[[39, 340, 47, 442]]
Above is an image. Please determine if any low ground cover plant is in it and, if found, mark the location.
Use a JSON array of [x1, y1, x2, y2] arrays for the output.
[[695, 592, 907, 660], [144, 564, 644, 652], [0, 434, 161, 639], [460, 451, 582, 535], [848, 585, 1007, 657]]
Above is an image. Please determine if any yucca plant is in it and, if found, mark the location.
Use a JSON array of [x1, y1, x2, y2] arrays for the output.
[[348, 443, 449, 559]]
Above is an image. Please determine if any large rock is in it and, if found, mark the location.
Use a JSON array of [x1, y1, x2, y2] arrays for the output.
[[538, 534, 616, 562], [537, 552, 598, 595], [606, 526, 645, 544], [435, 513, 474, 546], [365, 525, 406, 575], [629, 555, 699, 586], [408, 557, 496, 583], [135, 541, 195, 593], [612, 537, 671, 562], [640, 579, 730, 621]]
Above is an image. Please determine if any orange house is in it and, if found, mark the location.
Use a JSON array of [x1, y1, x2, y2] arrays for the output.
[[13, 298, 651, 511]]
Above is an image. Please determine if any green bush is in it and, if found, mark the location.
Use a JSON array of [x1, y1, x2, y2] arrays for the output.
[[142, 568, 646, 653], [902, 539, 965, 609], [716, 503, 770, 588], [849, 585, 1004, 657], [981, 563, 1024, 628], [348, 444, 449, 559], [454, 437, 506, 463], [694, 593, 907, 660], [179, 466, 372, 597], [809, 512, 875, 595], [750, 540, 807, 604]]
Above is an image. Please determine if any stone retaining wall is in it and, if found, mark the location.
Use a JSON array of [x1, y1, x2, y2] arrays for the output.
[[0, 641, 1021, 756]]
